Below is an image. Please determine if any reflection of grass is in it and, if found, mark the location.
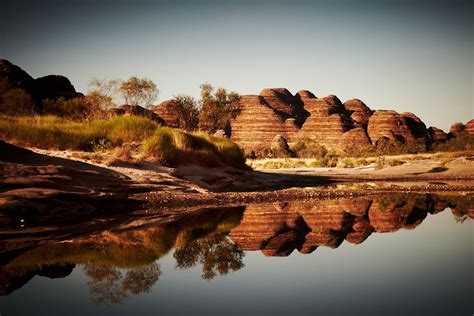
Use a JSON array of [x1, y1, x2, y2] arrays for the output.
[[5, 207, 245, 270]]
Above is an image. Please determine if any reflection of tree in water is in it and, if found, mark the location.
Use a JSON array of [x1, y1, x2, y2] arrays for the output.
[[174, 233, 244, 280], [83, 263, 161, 305]]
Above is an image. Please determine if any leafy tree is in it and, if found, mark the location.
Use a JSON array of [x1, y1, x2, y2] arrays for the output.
[[198, 83, 240, 133], [87, 78, 120, 109], [169, 94, 200, 131], [119, 76, 158, 108], [83, 263, 161, 305], [174, 233, 244, 281]]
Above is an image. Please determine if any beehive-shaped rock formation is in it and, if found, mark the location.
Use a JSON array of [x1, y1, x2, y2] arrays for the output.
[[339, 127, 372, 152], [343, 99, 373, 127], [367, 110, 416, 144], [463, 119, 474, 135], [427, 126, 448, 142], [449, 122, 465, 137], [230, 94, 300, 149], [229, 88, 459, 153], [297, 98, 354, 150], [401, 112, 429, 142]]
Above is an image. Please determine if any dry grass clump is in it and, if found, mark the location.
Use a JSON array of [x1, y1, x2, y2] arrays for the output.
[[260, 159, 307, 169], [0, 115, 157, 150], [142, 127, 246, 168], [340, 158, 373, 168], [0, 115, 246, 168]]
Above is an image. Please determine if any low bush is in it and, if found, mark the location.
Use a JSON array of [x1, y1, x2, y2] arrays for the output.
[[432, 133, 474, 152], [387, 159, 405, 167], [42, 97, 96, 121], [291, 138, 328, 159]]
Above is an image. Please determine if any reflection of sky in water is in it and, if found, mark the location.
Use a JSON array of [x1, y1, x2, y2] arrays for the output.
[[1, 208, 472, 316]]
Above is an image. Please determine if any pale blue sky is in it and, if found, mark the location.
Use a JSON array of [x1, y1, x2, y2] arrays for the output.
[[1, 0, 472, 130]]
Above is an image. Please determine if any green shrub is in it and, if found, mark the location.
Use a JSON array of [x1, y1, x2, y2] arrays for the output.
[[387, 159, 405, 166], [291, 138, 328, 158]]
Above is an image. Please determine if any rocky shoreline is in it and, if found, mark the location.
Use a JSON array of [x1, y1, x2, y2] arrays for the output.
[[1, 141, 473, 218], [136, 183, 474, 211]]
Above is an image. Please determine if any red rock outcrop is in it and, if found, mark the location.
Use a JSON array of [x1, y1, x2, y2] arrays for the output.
[[343, 99, 373, 127], [367, 110, 416, 144], [230, 95, 299, 150], [259, 88, 309, 126], [295, 90, 316, 99], [400, 112, 429, 142], [427, 126, 448, 143], [464, 119, 474, 135], [339, 127, 372, 152], [449, 122, 465, 137], [297, 96, 353, 151], [152, 99, 180, 127], [230, 87, 457, 154]]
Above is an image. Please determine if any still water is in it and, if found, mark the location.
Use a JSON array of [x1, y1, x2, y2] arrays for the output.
[[0, 193, 472, 315]]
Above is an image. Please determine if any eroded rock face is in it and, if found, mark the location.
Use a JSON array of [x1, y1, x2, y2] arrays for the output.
[[427, 126, 448, 143], [463, 119, 474, 135], [367, 110, 416, 144], [295, 90, 316, 99], [343, 99, 373, 127], [230, 95, 299, 150], [297, 96, 353, 151], [401, 112, 429, 142], [449, 122, 465, 137], [152, 99, 179, 127], [339, 127, 372, 152], [259, 88, 309, 126], [230, 87, 456, 154]]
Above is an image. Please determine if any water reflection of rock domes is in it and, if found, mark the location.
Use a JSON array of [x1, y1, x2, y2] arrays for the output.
[[0, 194, 472, 303], [229, 194, 473, 256]]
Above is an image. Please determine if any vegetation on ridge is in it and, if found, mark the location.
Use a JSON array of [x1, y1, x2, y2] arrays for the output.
[[0, 115, 246, 168]]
